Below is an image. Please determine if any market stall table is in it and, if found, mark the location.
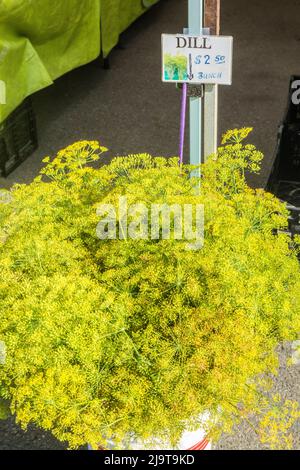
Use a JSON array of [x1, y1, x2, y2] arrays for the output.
[[0, 0, 160, 124]]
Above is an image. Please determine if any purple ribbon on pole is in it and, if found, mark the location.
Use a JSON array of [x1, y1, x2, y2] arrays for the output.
[[179, 83, 188, 166]]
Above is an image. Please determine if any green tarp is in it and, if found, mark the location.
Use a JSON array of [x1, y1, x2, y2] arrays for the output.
[[0, 0, 101, 124], [0, 0, 159, 124], [101, 0, 159, 57]]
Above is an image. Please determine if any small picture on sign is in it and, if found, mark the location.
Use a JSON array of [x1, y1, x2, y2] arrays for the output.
[[163, 53, 188, 81]]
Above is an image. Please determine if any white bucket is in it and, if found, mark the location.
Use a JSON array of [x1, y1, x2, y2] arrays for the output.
[[89, 419, 211, 450]]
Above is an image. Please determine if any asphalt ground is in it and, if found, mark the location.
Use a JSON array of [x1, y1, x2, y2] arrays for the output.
[[0, 0, 299, 449]]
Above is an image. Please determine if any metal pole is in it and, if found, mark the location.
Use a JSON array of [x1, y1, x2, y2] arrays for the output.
[[188, 0, 204, 173]]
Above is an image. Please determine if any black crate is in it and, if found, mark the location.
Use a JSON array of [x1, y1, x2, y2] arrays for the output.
[[0, 98, 38, 177], [267, 76, 300, 236]]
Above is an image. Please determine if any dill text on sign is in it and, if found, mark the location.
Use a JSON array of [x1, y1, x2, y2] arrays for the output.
[[176, 36, 212, 50]]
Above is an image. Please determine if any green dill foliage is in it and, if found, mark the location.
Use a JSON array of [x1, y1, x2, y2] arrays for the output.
[[0, 132, 299, 449]]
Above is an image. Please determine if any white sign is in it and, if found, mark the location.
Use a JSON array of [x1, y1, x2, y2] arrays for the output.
[[162, 34, 233, 85]]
